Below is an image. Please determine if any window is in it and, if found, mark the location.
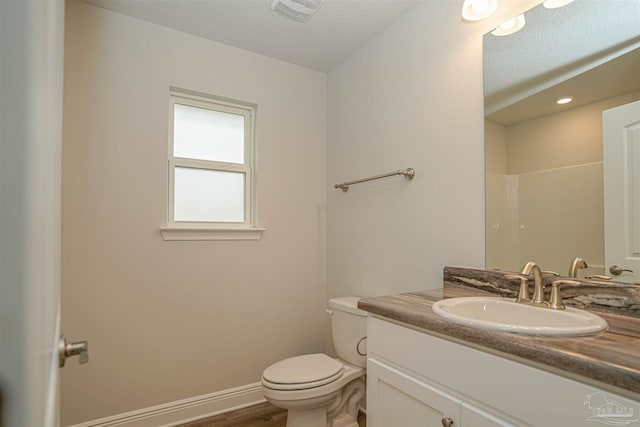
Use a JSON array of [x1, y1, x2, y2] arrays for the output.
[[162, 90, 263, 241]]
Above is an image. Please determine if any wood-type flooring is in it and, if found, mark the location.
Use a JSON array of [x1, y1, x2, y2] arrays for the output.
[[178, 401, 366, 427]]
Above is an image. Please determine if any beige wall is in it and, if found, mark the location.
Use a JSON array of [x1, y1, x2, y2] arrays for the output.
[[486, 91, 640, 275], [325, 0, 508, 298], [485, 121, 508, 175], [61, 1, 327, 424], [507, 91, 640, 174]]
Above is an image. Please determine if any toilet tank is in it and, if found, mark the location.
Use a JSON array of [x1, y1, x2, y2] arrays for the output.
[[328, 296, 367, 368]]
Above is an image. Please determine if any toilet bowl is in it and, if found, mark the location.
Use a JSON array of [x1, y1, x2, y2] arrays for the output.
[[261, 297, 367, 427]]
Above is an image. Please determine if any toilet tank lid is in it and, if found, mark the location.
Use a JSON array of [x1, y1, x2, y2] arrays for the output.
[[328, 296, 367, 316]]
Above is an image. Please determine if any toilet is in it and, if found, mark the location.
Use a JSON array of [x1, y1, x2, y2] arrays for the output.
[[261, 296, 367, 427]]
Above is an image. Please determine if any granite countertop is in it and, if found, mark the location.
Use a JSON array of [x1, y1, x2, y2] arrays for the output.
[[358, 285, 640, 401]]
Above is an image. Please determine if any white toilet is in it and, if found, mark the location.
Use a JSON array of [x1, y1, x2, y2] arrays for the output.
[[261, 296, 367, 427]]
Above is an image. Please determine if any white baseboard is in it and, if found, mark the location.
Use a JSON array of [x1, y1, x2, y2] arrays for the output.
[[68, 382, 266, 427]]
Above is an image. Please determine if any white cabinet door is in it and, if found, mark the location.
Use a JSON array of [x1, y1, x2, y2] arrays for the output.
[[368, 358, 460, 427], [368, 357, 517, 427]]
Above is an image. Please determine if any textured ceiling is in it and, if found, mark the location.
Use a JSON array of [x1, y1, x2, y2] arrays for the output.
[[486, 47, 640, 125], [79, 0, 639, 122], [484, 0, 640, 117], [81, 0, 420, 72]]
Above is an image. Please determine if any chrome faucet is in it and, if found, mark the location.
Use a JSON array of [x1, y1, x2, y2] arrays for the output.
[[519, 261, 548, 306], [568, 257, 588, 278]]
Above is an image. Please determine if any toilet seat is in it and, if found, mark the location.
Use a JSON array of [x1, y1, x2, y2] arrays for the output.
[[262, 354, 344, 391], [262, 359, 364, 404]]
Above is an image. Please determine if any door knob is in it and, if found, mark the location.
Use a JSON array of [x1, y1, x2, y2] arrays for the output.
[[609, 265, 634, 276], [441, 417, 454, 427], [59, 335, 89, 368]]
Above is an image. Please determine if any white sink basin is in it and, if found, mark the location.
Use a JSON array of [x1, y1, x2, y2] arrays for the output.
[[432, 297, 608, 336]]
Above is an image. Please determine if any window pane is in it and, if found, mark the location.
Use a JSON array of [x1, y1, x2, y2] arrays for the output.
[[174, 167, 245, 223], [173, 103, 245, 163]]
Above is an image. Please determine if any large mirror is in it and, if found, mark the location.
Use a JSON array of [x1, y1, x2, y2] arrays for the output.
[[483, 0, 640, 280]]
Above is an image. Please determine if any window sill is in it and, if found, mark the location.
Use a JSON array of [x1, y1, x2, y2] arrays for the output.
[[160, 226, 266, 241]]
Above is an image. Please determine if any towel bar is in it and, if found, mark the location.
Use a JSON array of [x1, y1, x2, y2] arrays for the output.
[[334, 168, 415, 192]]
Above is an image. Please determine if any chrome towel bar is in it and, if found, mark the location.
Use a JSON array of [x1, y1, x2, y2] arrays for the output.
[[334, 167, 415, 192]]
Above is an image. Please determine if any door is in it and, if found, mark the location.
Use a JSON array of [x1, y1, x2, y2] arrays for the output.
[[603, 100, 640, 284], [0, 0, 65, 425]]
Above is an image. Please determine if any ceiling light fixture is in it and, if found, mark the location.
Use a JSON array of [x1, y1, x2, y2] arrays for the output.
[[461, 0, 497, 22], [491, 14, 526, 36], [543, 0, 576, 9], [270, 0, 326, 23], [556, 96, 574, 105]]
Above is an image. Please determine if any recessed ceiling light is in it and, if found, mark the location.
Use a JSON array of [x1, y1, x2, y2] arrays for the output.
[[556, 96, 574, 105], [543, 0, 576, 9], [491, 14, 526, 36], [461, 0, 497, 22]]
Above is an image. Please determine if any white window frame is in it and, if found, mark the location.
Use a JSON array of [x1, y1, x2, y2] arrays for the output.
[[161, 90, 264, 241]]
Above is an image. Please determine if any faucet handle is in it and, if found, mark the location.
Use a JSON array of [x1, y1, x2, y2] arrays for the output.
[[549, 280, 581, 310], [505, 274, 531, 303], [542, 271, 560, 276]]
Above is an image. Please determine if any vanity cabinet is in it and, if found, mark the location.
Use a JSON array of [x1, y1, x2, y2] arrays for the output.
[[366, 317, 640, 427]]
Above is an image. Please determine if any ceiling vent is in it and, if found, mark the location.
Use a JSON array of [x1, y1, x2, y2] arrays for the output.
[[270, 0, 326, 23]]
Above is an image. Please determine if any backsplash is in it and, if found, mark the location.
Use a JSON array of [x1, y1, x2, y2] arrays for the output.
[[443, 266, 640, 317]]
